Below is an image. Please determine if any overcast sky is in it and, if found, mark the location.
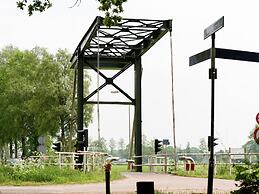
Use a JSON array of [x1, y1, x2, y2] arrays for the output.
[[1, 0, 259, 150]]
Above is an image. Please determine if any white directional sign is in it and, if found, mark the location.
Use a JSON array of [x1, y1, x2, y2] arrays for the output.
[[38, 136, 45, 145], [37, 145, 46, 153], [37, 136, 46, 153], [204, 16, 224, 39]]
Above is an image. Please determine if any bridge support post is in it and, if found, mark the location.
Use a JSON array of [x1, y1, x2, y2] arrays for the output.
[[134, 56, 142, 172]]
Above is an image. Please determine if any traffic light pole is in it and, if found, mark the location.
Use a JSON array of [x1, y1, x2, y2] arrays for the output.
[[77, 50, 84, 166], [207, 33, 216, 194]]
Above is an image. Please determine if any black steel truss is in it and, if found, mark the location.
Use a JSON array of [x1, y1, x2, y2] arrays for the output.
[[70, 16, 172, 105], [71, 16, 172, 172], [71, 16, 172, 69]]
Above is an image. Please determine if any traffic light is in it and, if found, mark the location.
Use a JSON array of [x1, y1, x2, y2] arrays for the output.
[[52, 142, 61, 152], [77, 129, 88, 149], [155, 139, 163, 154], [208, 136, 218, 151]]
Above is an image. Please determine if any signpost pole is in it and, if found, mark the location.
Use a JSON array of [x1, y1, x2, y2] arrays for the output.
[[208, 33, 216, 194], [189, 16, 259, 193]]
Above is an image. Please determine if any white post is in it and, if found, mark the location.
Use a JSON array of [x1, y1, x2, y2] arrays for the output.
[[59, 153, 62, 169], [164, 155, 168, 173], [229, 153, 232, 176], [72, 153, 75, 169]]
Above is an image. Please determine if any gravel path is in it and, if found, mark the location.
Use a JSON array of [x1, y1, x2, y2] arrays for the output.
[[0, 172, 238, 194]]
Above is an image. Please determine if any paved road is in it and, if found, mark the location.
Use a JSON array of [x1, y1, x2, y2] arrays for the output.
[[0, 173, 238, 194]]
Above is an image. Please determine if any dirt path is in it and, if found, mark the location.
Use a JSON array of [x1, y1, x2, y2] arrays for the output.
[[0, 172, 238, 194]]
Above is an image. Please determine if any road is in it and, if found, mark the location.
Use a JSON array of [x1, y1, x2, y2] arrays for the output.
[[0, 172, 238, 194]]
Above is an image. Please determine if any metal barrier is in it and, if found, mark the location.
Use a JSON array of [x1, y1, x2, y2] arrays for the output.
[[129, 152, 258, 174], [132, 154, 175, 173], [28, 152, 258, 175], [29, 151, 108, 173]]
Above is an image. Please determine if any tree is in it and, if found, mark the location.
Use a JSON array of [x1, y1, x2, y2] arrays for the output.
[[142, 135, 154, 156], [108, 138, 116, 155], [185, 142, 191, 153], [89, 137, 108, 152], [117, 138, 126, 157], [199, 138, 208, 153], [0, 46, 93, 156], [16, 0, 127, 26]]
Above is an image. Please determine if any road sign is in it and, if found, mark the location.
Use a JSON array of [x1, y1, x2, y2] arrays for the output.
[[37, 145, 46, 153], [254, 127, 259, 145], [204, 16, 224, 39], [256, 113, 259, 124], [38, 136, 45, 145], [163, 139, 170, 145]]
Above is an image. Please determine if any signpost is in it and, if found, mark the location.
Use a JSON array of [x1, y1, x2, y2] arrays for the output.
[[190, 16, 259, 194], [204, 17, 224, 194]]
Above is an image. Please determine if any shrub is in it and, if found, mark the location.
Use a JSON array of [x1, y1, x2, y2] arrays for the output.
[[231, 163, 259, 194]]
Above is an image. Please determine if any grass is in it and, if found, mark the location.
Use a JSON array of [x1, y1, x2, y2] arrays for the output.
[[169, 164, 236, 180], [0, 163, 236, 186], [112, 163, 236, 180], [0, 165, 123, 186]]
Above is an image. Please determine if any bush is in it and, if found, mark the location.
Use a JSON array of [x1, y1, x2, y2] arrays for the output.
[[231, 163, 259, 194]]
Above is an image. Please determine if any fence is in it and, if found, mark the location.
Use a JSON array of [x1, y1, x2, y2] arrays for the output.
[[129, 152, 259, 174], [132, 154, 174, 173], [25, 152, 259, 175], [29, 151, 108, 173], [177, 152, 259, 175]]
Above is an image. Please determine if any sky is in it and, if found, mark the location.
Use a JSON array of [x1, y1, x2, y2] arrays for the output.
[[1, 0, 259, 151]]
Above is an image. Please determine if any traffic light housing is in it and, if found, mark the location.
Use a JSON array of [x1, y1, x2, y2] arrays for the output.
[[52, 142, 61, 152], [208, 136, 218, 151], [77, 129, 88, 149], [155, 139, 163, 154]]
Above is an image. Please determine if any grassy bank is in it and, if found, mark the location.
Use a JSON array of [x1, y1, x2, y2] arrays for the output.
[[0, 163, 236, 186], [0, 165, 123, 186]]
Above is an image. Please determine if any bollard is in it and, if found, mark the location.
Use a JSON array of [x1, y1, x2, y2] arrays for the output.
[[136, 181, 154, 194], [105, 163, 111, 194], [104, 156, 119, 194]]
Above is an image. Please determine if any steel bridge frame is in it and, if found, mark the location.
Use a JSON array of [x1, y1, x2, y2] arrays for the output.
[[71, 16, 172, 172]]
